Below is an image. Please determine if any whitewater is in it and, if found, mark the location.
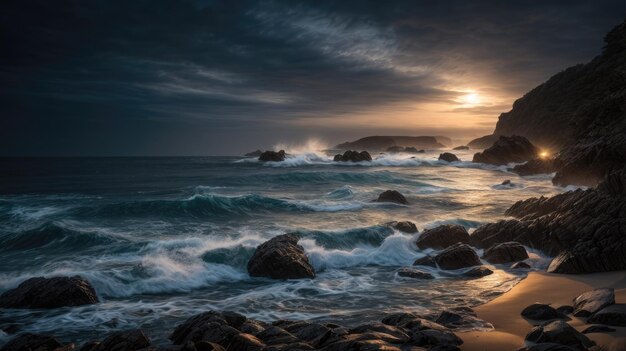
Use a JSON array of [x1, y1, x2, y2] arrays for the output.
[[0, 149, 572, 344]]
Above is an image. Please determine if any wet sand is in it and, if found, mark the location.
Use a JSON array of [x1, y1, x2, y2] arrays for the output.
[[460, 270, 626, 351]]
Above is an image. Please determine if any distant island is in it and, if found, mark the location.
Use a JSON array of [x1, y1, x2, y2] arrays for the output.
[[335, 135, 451, 151]]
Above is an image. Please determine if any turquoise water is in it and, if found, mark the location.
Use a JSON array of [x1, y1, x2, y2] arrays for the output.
[[0, 151, 568, 344]]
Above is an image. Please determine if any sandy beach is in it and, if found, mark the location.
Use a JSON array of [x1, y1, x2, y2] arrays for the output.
[[461, 271, 626, 351]]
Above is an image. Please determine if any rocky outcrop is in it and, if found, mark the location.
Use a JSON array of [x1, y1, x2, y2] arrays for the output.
[[247, 234, 315, 279], [438, 153, 459, 163], [374, 190, 409, 205], [472, 135, 539, 165], [453, 146, 469, 150], [92, 330, 151, 351], [412, 255, 436, 267], [0, 333, 71, 351], [482, 242, 529, 264], [469, 167, 626, 273], [397, 268, 434, 280], [0, 276, 98, 309], [463, 266, 493, 278], [525, 320, 595, 350], [416, 225, 470, 250], [258, 150, 286, 162], [333, 150, 372, 162], [512, 157, 556, 176], [244, 150, 263, 157], [390, 221, 418, 233], [572, 288, 615, 317], [336, 136, 447, 150], [434, 243, 481, 270]]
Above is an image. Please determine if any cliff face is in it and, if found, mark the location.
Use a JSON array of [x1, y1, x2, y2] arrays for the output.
[[489, 20, 626, 185]]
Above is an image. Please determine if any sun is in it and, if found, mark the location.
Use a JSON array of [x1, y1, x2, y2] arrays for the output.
[[462, 92, 480, 105]]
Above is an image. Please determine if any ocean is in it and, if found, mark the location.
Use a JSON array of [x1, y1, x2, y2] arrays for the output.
[[0, 150, 570, 344]]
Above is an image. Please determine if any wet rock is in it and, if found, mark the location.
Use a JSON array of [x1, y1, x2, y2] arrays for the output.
[[0, 276, 98, 309], [502, 179, 512, 186], [259, 150, 286, 162], [400, 318, 449, 333], [582, 325, 617, 334], [521, 304, 560, 320], [239, 320, 266, 335], [381, 313, 422, 327], [512, 261, 531, 269], [333, 150, 372, 162], [572, 288, 615, 317], [472, 135, 539, 165], [283, 322, 330, 343], [0, 333, 70, 351], [525, 320, 595, 350], [453, 146, 469, 151], [244, 150, 263, 157], [93, 330, 151, 351], [512, 158, 556, 176], [191, 342, 225, 351], [255, 326, 301, 345], [434, 308, 492, 330], [374, 190, 409, 205], [518, 344, 578, 351], [225, 334, 264, 351], [482, 242, 529, 264], [438, 153, 459, 163], [397, 268, 434, 280], [247, 234, 315, 279], [78, 342, 99, 351], [587, 304, 626, 326], [350, 323, 410, 343], [462, 266, 493, 278], [170, 312, 240, 345], [556, 306, 574, 315], [391, 221, 418, 233], [412, 256, 436, 267], [409, 329, 463, 347], [434, 243, 481, 270], [415, 225, 470, 250]]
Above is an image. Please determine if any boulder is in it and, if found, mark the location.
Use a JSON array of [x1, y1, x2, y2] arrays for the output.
[[472, 135, 539, 165], [525, 320, 595, 350], [247, 234, 315, 279], [482, 242, 529, 264], [170, 311, 243, 345], [438, 153, 460, 162], [581, 325, 617, 334], [521, 304, 560, 320], [462, 266, 493, 278], [518, 344, 578, 351], [556, 306, 574, 315], [225, 334, 264, 351], [333, 150, 372, 162], [0, 333, 70, 351], [397, 268, 434, 280], [258, 150, 286, 162], [434, 308, 492, 330], [0, 276, 98, 309], [572, 288, 615, 317], [587, 304, 626, 326], [381, 313, 423, 327], [93, 330, 151, 351], [409, 329, 463, 347], [255, 326, 301, 345], [391, 221, 418, 233], [412, 256, 436, 267], [374, 190, 409, 205], [434, 243, 481, 270], [512, 158, 556, 176], [501, 179, 512, 186], [511, 261, 531, 269], [244, 150, 263, 157], [415, 225, 470, 250], [453, 146, 469, 150], [349, 323, 410, 343]]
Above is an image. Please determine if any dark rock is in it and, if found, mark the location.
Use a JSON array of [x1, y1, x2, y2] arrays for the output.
[[381, 313, 422, 327], [335, 136, 445, 150], [518, 344, 578, 351], [374, 190, 408, 205], [501, 179, 512, 186], [572, 288, 615, 317], [0, 276, 98, 309], [582, 325, 617, 334], [244, 150, 263, 157], [438, 153, 460, 163], [258, 150, 286, 162], [434, 243, 481, 270], [392, 221, 418, 233], [93, 330, 151, 351], [255, 326, 301, 345], [194, 342, 226, 351], [350, 323, 410, 343], [467, 134, 499, 149], [412, 256, 436, 267], [332, 150, 372, 162], [225, 334, 264, 351], [397, 268, 434, 280], [415, 225, 470, 250], [386, 146, 404, 153], [0, 333, 70, 351], [78, 342, 99, 351], [587, 304, 626, 326], [472, 135, 539, 165], [434, 308, 492, 330], [453, 146, 469, 150], [283, 322, 330, 343], [239, 320, 266, 335], [521, 304, 560, 320], [512, 158, 556, 176], [400, 318, 449, 333], [470, 168, 626, 274], [511, 261, 531, 269], [404, 147, 420, 153], [409, 329, 463, 347], [247, 234, 315, 279], [482, 242, 529, 264], [462, 266, 493, 278], [556, 306, 574, 315], [170, 312, 239, 345], [525, 320, 595, 350]]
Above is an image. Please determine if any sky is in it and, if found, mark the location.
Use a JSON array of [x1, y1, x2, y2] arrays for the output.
[[1, 1, 624, 156]]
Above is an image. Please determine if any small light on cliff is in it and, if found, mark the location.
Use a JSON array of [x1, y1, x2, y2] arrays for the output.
[[539, 151, 549, 159]]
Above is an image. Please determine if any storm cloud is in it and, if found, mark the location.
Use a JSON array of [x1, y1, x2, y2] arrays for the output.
[[1, 0, 623, 155]]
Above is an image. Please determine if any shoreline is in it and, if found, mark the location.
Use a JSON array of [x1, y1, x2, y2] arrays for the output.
[[460, 270, 626, 350]]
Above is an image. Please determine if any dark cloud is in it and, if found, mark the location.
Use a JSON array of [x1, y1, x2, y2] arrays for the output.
[[1, 0, 623, 155]]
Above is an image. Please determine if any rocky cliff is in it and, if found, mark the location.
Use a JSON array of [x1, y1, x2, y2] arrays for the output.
[[336, 136, 447, 150], [474, 20, 626, 186]]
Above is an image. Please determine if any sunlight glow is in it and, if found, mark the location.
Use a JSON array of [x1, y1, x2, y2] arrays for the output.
[[540, 151, 549, 158], [462, 92, 480, 105]]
